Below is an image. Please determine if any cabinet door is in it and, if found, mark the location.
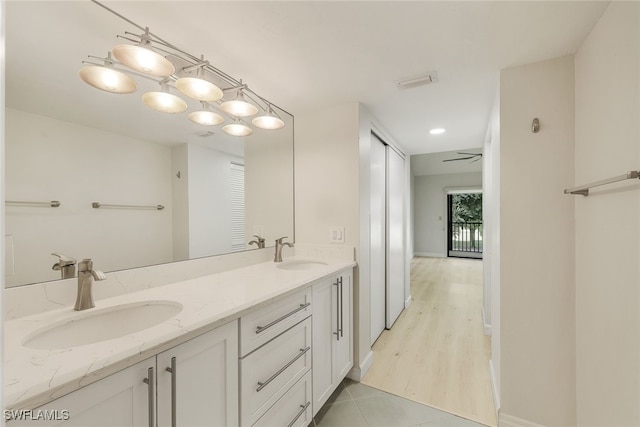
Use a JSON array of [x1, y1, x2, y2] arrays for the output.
[[157, 320, 239, 427], [6, 359, 154, 427], [335, 271, 354, 380], [312, 276, 339, 414]]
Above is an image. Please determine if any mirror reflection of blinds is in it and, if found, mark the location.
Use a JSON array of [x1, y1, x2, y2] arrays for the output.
[[230, 163, 246, 252]]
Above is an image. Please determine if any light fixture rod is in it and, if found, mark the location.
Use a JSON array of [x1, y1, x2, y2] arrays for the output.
[[95, 1, 246, 90], [91, 0, 173, 48]]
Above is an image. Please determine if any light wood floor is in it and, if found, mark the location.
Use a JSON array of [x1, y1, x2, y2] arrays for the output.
[[361, 257, 496, 426]]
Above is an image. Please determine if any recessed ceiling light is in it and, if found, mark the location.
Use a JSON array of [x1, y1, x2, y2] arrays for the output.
[[430, 128, 446, 135]]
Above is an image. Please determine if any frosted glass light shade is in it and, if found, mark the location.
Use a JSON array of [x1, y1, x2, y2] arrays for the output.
[[223, 122, 253, 136], [113, 44, 175, 77], [142, 91, 187, 113], [79, 65, 137, 94], [219, 91, 258, 117], [188, 110, 224, 126], [252, 114, 285, 130], [176, 77, 223, 102]]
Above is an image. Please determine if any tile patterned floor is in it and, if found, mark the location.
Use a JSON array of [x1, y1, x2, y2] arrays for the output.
[[312, 380, 488, 427]]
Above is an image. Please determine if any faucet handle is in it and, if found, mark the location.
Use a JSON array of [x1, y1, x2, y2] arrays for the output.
[[51, 252, 76, 267], [253, 235, 266, 243], [275, 236, 289, 244]]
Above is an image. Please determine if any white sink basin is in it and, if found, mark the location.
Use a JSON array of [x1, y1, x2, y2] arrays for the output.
[[277, 259, 329, 271], [23, 300, 183, 350]]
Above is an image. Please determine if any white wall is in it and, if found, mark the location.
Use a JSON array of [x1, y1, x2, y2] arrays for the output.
[[244, 126, 294, 245], [171, 144, 189, 261], [500, 55, 576, 425], [295, 102, 364, 370], [169, 144, 244, 260], [187, 144, 241, 258], [412, 172, 482, 257], [574, 2, 640, 425], [5, 109, 173, 287], [296, 102, 409, 381]]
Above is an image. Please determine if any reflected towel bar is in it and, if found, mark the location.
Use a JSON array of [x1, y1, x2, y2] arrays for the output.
[[6, 200, 61, 207], [92, 202, 164, 210], [564, 170, 640, 196]]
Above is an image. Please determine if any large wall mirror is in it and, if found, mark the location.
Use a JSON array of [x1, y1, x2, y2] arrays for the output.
[[4, 1, 294, 287]]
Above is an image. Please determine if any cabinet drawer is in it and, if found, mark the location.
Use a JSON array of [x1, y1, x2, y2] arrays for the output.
[[252, 370, 312, 427], [240, 287, 311, 356], [240, 317, 312, 427]]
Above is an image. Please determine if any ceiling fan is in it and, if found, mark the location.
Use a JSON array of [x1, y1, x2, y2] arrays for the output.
[[442, 152, 483, 163]]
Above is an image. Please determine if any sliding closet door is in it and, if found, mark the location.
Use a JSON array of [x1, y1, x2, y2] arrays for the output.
[[370, 135, 387, 344], [386, 146, 405, 328]]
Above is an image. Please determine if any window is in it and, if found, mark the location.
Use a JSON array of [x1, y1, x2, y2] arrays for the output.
[[229, 163, 245, 252]]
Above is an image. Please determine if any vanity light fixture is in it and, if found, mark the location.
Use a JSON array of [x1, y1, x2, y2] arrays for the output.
[[79, 53, 137, 94], [223, 118, 253, 137], [252, 104, 285, 130], [176, 62, 223, 102], [188, 102, 225, 126], [142, 80, 188, 113], [81, 0, 284, 136], [219, 87, 259, 117], [112, 28, 175, 77]]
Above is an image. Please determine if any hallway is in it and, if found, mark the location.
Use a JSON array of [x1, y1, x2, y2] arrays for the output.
[[361, 257, 495, 426]]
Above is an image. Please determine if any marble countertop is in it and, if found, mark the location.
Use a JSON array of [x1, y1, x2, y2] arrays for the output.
[[4, 257, 356, 410]]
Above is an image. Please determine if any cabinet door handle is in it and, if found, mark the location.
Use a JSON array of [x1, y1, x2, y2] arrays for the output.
[[165, 357, 177, 427], [142, 367, 155, 427], [256, 346, 310, 392], [333, 281, 340, 341], [287, 401, 311, 427], [255, 303, 311, 334], [339, 277, 344, 338]]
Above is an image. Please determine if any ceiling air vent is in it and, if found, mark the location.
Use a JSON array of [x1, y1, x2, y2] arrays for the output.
[[396, 71, 438, 90]]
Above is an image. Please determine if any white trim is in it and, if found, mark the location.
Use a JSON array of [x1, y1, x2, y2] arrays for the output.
[[348, 350, 374, 382], [404, 295, 412, 309], [414, 252, 446, 258], [482, 306, 492, 336], [499, 413, 545, 427], [489, 359, 500, 421], [443, 186, 483, 194]]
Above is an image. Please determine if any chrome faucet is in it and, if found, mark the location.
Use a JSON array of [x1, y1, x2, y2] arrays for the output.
[[51, 253, 77, 279], [274, 237, 294, 262], [248, 235, 266, 249], [74, 258, 106, 311]]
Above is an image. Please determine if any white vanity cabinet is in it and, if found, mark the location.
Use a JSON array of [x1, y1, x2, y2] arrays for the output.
[[239, 287, 313, 427], [7, 358, 155, 427], [157, 320, 239, 427], [312, 269, 354, 414], [8, 321, 238, 427]]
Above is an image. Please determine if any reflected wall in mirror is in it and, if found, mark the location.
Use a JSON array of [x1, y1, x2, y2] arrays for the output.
[[4, 1, 294, 287]]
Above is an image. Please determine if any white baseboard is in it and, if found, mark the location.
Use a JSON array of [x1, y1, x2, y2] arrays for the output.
[[489, 359, 500, 420], [405, 295, 412, 309], [347, 350, 374, 382], [499, 413, 545, 427], [414, 252, 446, 258], [482, 306, 492, 336]]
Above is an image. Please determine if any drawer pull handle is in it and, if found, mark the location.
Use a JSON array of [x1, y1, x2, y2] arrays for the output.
[[255, 303, 311, 334], [256, 346, 311, 392], [165, 357, 177, 427], [288, 401, 311, 427], [142, 367, 155, 427]]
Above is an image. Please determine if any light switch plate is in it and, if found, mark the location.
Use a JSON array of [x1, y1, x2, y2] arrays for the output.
[[329, 226, 345, 243]]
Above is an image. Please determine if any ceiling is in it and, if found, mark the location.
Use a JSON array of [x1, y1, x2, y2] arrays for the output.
[[5, 1, 609, 155], [412, 149, 483, 176]]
